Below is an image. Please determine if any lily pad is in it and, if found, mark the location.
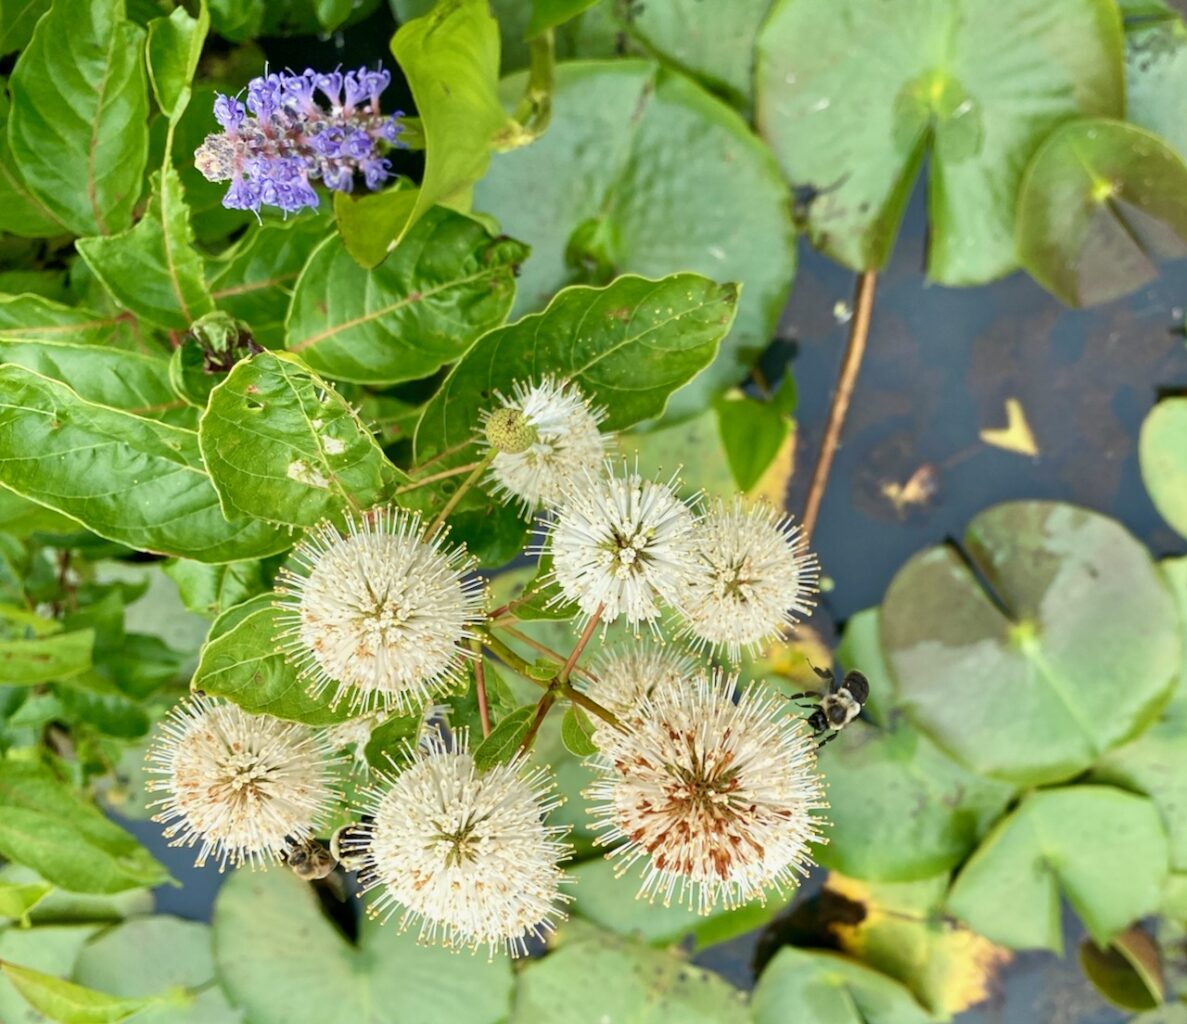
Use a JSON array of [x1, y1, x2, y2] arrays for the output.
[[212, 869, 512, 1024], [473, 60, 795, 420], [1017, 118, 1187, 306], [880, 501, 1181, 786], [510, 920, 748, 1024], [1126, 13, 1187, 160], [946, 785, 1169, 951], [755, 0, 1124, 283], [751, 947, 932, 1024], [1141, 399, 1187, 540], [815, 719, 1014, 883]]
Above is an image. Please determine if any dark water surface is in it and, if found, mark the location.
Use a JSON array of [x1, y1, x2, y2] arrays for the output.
[[130, 7, 1187, 1020]]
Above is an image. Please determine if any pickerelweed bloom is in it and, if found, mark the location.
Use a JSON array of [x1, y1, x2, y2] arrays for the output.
[[581, 642, 696, 719], [677, 498, 819, 660], [194, 66, 404, 214], [344, 733, 572, 957], [480, 376, 612, 514], [545, 462, 699, 628], [586, 672, 827, 913], [145, 696, 340, 870], [275, 507, 484, 714]]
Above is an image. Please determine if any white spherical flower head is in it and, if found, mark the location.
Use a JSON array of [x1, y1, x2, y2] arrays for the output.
[[146, 695, 340, 870], [347, 734, 572, 957], [276, 507, 485, 714], [546, 462, 698, 628], [586, 672, 827, 913], [582, 643, 697, 719], [679, 498, 819, 660], [481, 376, 611, 514]]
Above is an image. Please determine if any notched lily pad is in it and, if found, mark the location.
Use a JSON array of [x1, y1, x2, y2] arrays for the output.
[[881, 501, 1181, 786], [1018, 118, 1187, 306]]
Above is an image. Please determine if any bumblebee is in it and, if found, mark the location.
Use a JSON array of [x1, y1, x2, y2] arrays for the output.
[[282, 836, 335, 880], [787, 665, 869, 748]]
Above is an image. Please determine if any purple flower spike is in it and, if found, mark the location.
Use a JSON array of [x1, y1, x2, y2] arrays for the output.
[[213, 94, 246, 132], [195, 61, 404, 216]]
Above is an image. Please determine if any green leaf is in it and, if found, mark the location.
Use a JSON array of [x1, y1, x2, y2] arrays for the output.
[[76, 168, 214, 330], [1141, 397, 1187, 540], [199, 352, 398, 528], [527, 0, 600, 35], [0, 295, 137, 348], [0, 924, 104, 1024], [474, 61, 792, 419], [73, 916, 241, 1024], [0, 365, 289, 562], [512, 920, 748, 1024], [755, 0, 1124, 282], [163, 558, 268, 619], [213, 868, 512, 1024], [206, 217, 331, 348], [192, 594, 352, 725], [8, 0, 150, 236], [288, 208, 526, 385], [814, 719, 1014, 883], [1017, 118, 1187, 306], [1127, 15, 1187, 160], [0, 113, 69, 237], [559, 705, 597, 756], [1079, 928, 1164, 1012], [362, 711, 422, 771], [473, 705, 535, 771], [1, 960, 177, 1024], [0, 336, 189, 426], [0, 761, 169, 894], [1, 0, 52, 55], [713, 390, 790, 492], [415, 273, 738, 465], [752, 948, 932, 1024], [946, 786, 1169, 951], [334, 0, 515, 266], [0, 630, 94, 686], [568, 857, 781, 950], [0, 881, 53, 922], [145, 2, 208, 121], [880, 501, 1182, 786]]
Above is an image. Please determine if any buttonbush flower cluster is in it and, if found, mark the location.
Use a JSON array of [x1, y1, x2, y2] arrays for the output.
[[146, 375, 830, 957], [194, 65, 404, 214]]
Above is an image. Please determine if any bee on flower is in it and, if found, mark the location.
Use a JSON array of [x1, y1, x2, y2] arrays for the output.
[[275, 507, 485, 714]]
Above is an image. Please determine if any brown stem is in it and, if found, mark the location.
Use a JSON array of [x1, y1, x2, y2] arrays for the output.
[[479, 630, 538, 679], [558, 605, 602, 684], [518, 691, 556, 754], [800, 270, 877, 544], [473, 653, 492, 739], [426, 451, 495, 538], [393, 460, 483, 494], [496, 624, 596, 681]]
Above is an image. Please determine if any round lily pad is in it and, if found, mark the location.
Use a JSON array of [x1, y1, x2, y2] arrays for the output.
[[1141, 398, 1187, 540], [1126, 14, 1187, 160], [946, 785, 1169, 952], [755, 0, 1124, 283], [1017, 118, 1187, 306], [473, 60, 796, 420], [880, 501, 1181, 786]]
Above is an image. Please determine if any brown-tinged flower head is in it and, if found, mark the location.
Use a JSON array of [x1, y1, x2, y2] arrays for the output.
[[545, 460, 699, 629], [479, 375, 612, 515], [275, 507, 485, 714], [677, 498, 819, 660], [343, 731, 572, 957], [580, 642, 697, 719], [145, 695, 341, 870], [586, 671, 827, 913]]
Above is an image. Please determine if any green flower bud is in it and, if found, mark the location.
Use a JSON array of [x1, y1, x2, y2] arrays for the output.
[[484, 407, 538, 454]]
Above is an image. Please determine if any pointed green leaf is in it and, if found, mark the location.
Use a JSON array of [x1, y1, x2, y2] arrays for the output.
[[559, 705, 597, 757], [163, 558, 268, 619], [0, 295, 136, 347], [200, 352, 398, 528], [0, 761, 169, 894], [0, 629, 94, 686], [473, 705, 535, 770], [8, 0, 150, 236], [714, 390, 790, 491], [415, 273, 738, 464], [192, 594, 353, 725], [335, 0, 514, 266], [755, 0, 1124, 282], [0, 365, 289, 562], [77, 168, 214, 330], [0, 881, 53, 922], [947, 786, 1169, 951], [2, 960, 178, 1024], [146, 2, 208, 121], [288, 207, 527, 385]]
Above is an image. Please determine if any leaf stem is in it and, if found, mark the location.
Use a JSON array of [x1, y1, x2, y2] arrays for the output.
[[496, 623, 596, 681], [561, 683, 622, 730], [559, 605, 602, 684], [800, 270, 877, 544], [393, 460, 483, 494], [426, 451, 495, 537], [410, 437, 476, 476], [478, 629, 537, 679], [518, 690, 556, 754], [472, 646, 492, 739]]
